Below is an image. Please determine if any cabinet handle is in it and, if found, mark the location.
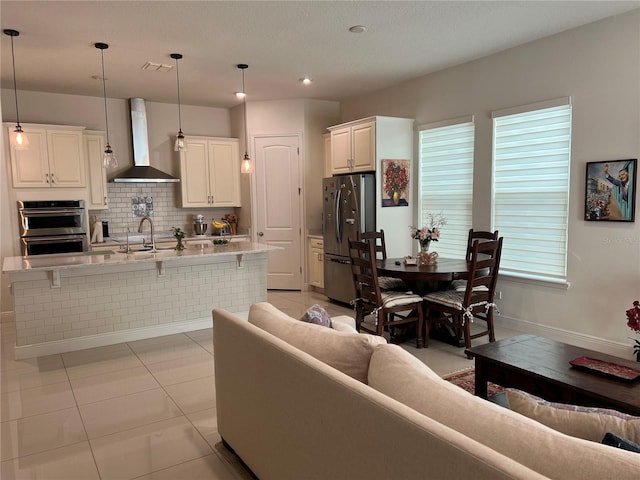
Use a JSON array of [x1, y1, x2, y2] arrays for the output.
[[104, 196, 108, 206], [45, 173, 50, 184], [50, 173, 55, 184]]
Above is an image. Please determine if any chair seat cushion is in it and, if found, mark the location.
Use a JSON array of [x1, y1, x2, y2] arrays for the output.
[[450, 279, 489, 293], [381, 291, 422, 308], [423, 289, 465, 310], [378, 276, 409, 291]]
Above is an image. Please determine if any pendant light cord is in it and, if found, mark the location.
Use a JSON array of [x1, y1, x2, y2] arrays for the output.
[[99, 48, 111, 146], [8, 33, 20, 127], [175, 57, 182, 131], [242, 68, 249, 157]]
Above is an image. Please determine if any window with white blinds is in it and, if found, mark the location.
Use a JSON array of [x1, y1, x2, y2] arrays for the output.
[[492, 100, 572, 282], [418, 120, 474, 258]]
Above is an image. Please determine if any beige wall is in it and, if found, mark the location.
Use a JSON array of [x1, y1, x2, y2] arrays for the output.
[[340, 10, 640, 356]]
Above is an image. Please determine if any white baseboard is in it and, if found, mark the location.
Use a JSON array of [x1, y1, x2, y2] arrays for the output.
[[14, 316, 222, 359], [495, 314, 635, 360]]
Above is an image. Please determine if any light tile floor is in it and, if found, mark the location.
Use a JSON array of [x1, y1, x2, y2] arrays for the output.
[[0, 290, 520, 479]]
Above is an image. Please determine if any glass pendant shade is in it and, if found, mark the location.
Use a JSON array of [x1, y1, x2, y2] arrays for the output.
[[241, 153, 253, 174], [174, 130, 186, 152], [11, 125, 29, 149], [237, 64, 252, 174], [4, 29, 28, 150], [103, 143, 118, 168], [171, 53, 187, 152]]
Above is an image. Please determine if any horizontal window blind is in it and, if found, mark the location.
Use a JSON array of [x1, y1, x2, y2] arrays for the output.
[[492, 103, 572, 280], [418, 121, 474, 258]]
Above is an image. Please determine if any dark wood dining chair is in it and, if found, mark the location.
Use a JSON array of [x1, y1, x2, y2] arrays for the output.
[[423, 237, 503, 356], [450, 228, 500, 292], [465, 229, 499, 261], [359, 230, 408, 291], [348, 238, 424, 348]]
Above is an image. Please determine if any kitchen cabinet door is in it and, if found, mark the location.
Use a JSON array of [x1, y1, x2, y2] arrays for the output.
[[329, 119, 375, 174], [8, 124, 86, 188], [323, 133, 332, 178], [330, 126, 351, 175], [351, 120, 375, 172], [209, 140, 240, 207], [180, 137, 240, 208], [8, 127, 49, 187], [180, 139, 211, 207], [47, 130, 85, 187], [85, 132, 108, 209], [309, 238, 324, 288]]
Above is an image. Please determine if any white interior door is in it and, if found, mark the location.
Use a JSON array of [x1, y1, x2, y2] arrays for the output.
[[255, 135, 302, 290]]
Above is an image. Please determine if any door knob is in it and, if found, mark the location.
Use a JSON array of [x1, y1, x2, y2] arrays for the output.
[[258, 232, 264, 236]]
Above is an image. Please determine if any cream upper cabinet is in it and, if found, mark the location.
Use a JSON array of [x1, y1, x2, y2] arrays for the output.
[[85, 131, 108, 209], [7, 124, 86, 188], [323, 133, 332, 178], [328, 116, 414, 175], [329, 119, 375, 174], [180, 136, 241, 208]]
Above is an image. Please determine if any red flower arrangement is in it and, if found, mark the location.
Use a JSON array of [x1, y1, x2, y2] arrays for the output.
[[384, 161, 409, 199], [625, 300, 640, 361]]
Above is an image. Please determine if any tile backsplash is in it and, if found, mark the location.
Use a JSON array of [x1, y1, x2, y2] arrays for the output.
[[89, 183, 236, 236]]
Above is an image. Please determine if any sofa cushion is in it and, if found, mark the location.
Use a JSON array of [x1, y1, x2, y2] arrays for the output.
[[330, 315, 358, 333], [367, 343, 640, 480], [300, 304, 332, 328], [248, 303, 386, 383], [505, 388, 640, 443]]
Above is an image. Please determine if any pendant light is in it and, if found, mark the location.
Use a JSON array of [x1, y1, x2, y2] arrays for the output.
[[95, 42, 117, 168], [237, 64, 253, 174], [170, 53, 186, 152], [3, 29, 29, 149]]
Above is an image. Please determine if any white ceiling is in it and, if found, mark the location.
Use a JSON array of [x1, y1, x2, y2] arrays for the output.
[[1, 1, 639, 109]]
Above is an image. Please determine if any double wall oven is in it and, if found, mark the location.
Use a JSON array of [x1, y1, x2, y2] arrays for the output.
[[18, 200, 88, 256]]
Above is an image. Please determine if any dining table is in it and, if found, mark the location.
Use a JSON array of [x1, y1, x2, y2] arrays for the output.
[[376, 256, 473, 295], [376, 256, 474, 347]]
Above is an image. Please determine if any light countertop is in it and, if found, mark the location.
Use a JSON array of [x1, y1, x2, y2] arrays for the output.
[[3, 241, 277, 274]]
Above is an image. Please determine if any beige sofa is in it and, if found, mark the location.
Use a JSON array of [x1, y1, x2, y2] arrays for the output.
[[213, 303, 640, 479]]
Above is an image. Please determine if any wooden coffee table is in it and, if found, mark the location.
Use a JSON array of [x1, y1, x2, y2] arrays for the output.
[[465, 334, 640, 416]]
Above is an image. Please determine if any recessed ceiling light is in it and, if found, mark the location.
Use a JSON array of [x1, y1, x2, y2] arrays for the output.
[[299, 77, 312, 85], [349, 25, 366, 33], [235, 91, 246, 99]]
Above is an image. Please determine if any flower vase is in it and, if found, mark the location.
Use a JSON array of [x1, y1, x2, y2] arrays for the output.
[[175, 238, 185, 251], [392, 191, 400, 205], [419, 240, 438, 265]]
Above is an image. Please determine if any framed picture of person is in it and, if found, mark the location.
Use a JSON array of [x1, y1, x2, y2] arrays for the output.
[[585, 159, 636, 222]]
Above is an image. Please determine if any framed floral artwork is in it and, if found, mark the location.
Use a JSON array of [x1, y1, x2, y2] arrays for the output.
[[382, 159, 410, 207], [585, 159, 636, 222]]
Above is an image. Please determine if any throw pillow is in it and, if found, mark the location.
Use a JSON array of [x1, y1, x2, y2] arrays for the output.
[[602, 432, 640, 453], [506, 388, 640, 443], [249, 302, 386, 383], [367, 343, 639, 480], [300, 304, 332, 328]]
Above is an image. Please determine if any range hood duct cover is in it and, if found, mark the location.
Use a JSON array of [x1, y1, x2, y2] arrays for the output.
[[111, 98, 180, 183]]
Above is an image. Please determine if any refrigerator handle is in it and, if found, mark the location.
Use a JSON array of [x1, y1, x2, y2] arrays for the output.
[[335, 188, 343, 245]]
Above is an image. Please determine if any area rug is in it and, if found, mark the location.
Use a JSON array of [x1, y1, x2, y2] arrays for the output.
[[443, 368, 505, 397]]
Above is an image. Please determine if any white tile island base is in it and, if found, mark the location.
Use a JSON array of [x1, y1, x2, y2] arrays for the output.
[[3, 242, 273, 359]]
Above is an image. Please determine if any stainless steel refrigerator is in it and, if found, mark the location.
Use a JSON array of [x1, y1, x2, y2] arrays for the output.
[[323, 173, 376, 304]]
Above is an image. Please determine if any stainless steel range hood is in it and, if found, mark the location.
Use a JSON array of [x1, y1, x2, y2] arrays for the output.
[[111, 98, 180, 183]]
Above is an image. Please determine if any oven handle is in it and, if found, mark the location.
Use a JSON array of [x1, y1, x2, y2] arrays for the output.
[[20, 210, 83, 216], [22, 235, 87, 244]]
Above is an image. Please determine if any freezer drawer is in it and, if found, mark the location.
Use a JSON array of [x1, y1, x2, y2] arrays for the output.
[[324, 254, 356, 305]]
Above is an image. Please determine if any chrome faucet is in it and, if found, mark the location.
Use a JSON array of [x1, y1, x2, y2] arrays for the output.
[[138, 216, 156, 252]]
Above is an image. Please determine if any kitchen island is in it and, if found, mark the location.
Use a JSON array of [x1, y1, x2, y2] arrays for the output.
[[3, 241, 277, 358]]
